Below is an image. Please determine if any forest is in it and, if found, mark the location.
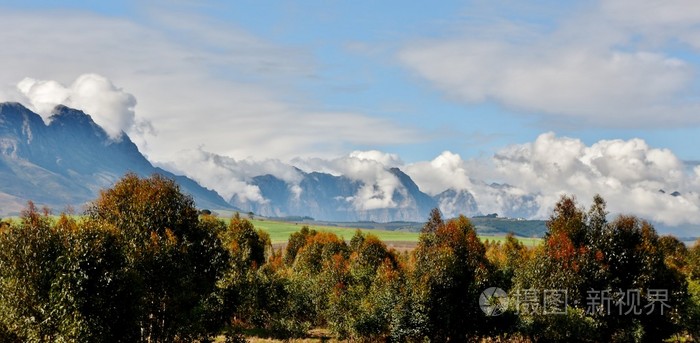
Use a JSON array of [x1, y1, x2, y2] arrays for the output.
[[0, 173, 699, 342]]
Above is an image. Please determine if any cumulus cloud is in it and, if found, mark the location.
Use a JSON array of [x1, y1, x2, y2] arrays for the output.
[[156, 135, 700, 228], [17, 74, 144, 140], [399, 132, 700, 227], [399, 0, 700, 128], [160, 148, 409, 211], [489, 132, 699, 226], [404, 151, 474, 195], [404, 151, 538, 218], [348, 150, 403, 168]]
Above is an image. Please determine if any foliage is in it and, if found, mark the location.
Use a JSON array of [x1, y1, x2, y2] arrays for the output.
[[0, 203, 139, 342], [0, 186, 697, 342], [514, 195, 688, 343], [404, 214, 494, 341], [85, 173, 229, 342]]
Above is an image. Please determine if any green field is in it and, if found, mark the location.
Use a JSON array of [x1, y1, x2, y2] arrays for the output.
[[2, 214, 541, 247], [249, 219, 420, 244], [245, 218, 541, 247]]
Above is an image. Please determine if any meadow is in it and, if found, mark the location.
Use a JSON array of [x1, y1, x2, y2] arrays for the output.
[[226, 217, 543, 247]]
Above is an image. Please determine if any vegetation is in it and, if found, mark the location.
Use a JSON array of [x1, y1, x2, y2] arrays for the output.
[[0, 175, 699, 342]]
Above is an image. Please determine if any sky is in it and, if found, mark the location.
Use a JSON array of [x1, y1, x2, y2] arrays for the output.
[[1, 0, 700, 230]]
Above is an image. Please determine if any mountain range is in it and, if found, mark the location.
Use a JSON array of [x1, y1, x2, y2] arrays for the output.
[[0, 102, 230, 214], [0, 102, 539, 223], [231, 168, 440, 222]]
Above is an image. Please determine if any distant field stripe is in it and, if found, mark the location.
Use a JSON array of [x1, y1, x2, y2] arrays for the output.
[[247, 219, 541, 246]]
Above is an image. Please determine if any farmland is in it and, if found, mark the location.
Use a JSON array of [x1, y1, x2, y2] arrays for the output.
[[225, 217, 543, 247]]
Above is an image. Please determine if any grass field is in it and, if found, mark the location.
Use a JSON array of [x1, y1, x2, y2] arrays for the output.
[[2, 214, 541, 247], [244, 218, 541, 247]]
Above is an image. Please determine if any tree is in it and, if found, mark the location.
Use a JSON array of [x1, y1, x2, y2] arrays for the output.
[[422, 208, 443, 234], [325, 230, 402, 340], [0, 202, 66, 341], [0, 204, 139, 342], [514, 195, 688, 342], [85, 173, 228, 342], [284, 225, 316, 266], [486, 232, 528, 291], [406, 215, 493, 341]]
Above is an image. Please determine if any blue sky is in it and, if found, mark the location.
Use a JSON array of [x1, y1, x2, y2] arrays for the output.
[[3, 0, 700, 229], [1, 0, 698, 162]]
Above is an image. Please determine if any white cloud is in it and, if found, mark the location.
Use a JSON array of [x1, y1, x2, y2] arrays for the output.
[[483, 133, 700, 226], [148, 133, 700, 228], [403, 151, 473, 195], [161, 148, 409, 211], [399, 132, 700, 227], [0, 9, 417, 161], [348, 150, 403, 168], [399, 0, 700, 128], [157, 148, 303, 203], [17, 74, 142, 140], [293, 152, 407, 211]]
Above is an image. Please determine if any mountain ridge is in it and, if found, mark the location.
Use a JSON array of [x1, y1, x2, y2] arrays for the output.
[[231, 167, 440, 222], [0, 102, 231, 214], [0, 102, 540, 224]]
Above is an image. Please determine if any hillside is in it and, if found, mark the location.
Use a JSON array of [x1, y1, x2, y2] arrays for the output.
[[0, 102, 231, 214]]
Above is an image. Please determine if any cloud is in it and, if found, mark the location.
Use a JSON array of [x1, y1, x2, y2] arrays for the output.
[[404, 151, 538, 218], [0, 8, 418, 161], [400, 132, 700, 227], [157, 135, 700, 228], [17, 74, 143, 140], [403, 151, 474, 195], [157, 148, 303, 203], [293, 152, 408, 211], [483, 133, 699, 226], [399, 0, 700, 128], [348, 150, 403, 168], [161, 148, 409, 211]]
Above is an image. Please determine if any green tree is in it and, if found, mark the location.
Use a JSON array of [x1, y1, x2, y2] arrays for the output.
[[0, 204, 140, 342], [325, 230, 402, 340], [515, 195, 688, 342], [284, 225, 316, 266], [85, 173, 228, 342], [405, 215, 493, 341]]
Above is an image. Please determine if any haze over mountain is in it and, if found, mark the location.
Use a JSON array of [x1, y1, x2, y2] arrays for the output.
[[1, 101, 699, 237], [0, 102, 534, 222], [0, 102, 230, 214], [232, 168, 438, 222]]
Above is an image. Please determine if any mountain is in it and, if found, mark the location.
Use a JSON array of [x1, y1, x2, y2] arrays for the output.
[[0, 102, 231, 214], [482, 182, 540, 219], [433, 188, 479, 218], [231, 167, 438, 222]]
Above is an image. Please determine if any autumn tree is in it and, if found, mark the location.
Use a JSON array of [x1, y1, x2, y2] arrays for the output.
[[486, 232, 528, 291], [284, 225, 316, 266], [403, 215, 493, 341], [324, 230, 403, 340], [85, 173, 228, 342], [515, 195, 688, 342]]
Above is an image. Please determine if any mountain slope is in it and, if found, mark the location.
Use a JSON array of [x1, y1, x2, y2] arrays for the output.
[[433, 188, 479, 218], [0, 102, 231, 214], [231, 168, 439, 222]]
